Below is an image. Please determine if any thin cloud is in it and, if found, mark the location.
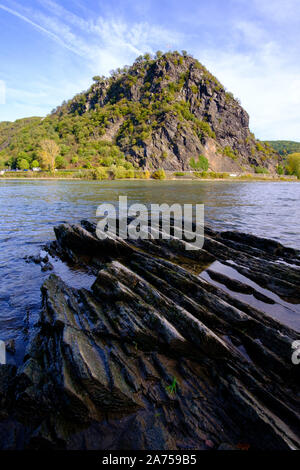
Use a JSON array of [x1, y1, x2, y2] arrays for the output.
[[1, 1, 183, 74], [0, 4, 85, 57], [253, 0, 300, 22]]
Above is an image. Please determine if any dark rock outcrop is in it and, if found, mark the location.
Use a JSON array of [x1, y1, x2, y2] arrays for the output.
[[0, 220, 299, 450]]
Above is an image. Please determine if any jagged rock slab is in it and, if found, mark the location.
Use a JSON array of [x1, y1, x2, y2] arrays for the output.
[[0, 220, 299, 450]]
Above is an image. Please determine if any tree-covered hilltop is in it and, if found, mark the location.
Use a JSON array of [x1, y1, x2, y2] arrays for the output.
[[0, 51, 281, 174], [264, 141, 300, 156]]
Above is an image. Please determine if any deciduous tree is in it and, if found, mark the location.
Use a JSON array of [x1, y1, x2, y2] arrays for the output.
[[39, 139, 60, 171]]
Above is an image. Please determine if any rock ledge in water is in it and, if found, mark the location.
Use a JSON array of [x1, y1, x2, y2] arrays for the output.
[[0, 220, 299, 450]]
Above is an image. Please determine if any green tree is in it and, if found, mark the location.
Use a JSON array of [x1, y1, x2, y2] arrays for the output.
[[31, 160, 39, 168], [18, 158, 30, 170], [55, 156, 66, 169], [190, 155, 209, 171]]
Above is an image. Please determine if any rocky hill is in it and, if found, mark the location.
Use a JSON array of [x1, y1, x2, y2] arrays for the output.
[[0, 51, 280, 173]]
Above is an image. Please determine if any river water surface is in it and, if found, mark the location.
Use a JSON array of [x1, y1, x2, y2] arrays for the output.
[[0, 179, 299, 362]]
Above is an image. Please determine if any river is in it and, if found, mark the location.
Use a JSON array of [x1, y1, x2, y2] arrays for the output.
[[0, 179, 299, 363]]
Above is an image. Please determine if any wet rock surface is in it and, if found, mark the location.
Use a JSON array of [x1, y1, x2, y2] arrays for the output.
[[0, 220, 299, 450]]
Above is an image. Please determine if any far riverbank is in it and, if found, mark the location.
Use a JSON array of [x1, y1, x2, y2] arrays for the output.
[[0, 174, 298, 183]]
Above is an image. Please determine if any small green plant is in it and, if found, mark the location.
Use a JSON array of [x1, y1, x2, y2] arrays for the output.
[[71, 156, 79, 165], [166, 377, 178, 394], [256, 141, 265, 152], [276, 164, 284, 175], [223, 146, 238, 160], [254, 166, 269, 174]]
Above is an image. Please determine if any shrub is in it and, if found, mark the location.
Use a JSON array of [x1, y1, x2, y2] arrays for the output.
[[190, 154, 209, 171], [123, 161, 134, 170], [194, 171, 229, 179], [174, 172, 186, 176], [254, 166, 269, 174], [110, 166, 135, 179], [125, 168, 135, 178], [55, 156, 67, 169], [151, 169, 166, 180], [195, 121, 216, 139], [223, 146, 238, 160], [240, 174, 254, 179], [276, 164, 284, 175], [256, 142, 265, 152], [134, 170, 150, 179], [91, 167, 108, 180], [71, 156, 79, 165], [137, 170, 151, 179]]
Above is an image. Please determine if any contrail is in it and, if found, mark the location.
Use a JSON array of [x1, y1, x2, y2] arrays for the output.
[[0, 3, 84, 57]]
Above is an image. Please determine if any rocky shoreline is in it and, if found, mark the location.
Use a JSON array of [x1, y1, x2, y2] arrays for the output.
[[0, 220, 299, 450]]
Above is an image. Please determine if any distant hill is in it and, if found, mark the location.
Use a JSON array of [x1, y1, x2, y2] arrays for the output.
[[264, 140, 300, 156], [0, 51, 281, 173]]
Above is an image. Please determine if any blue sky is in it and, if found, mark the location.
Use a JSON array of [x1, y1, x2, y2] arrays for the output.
[[0, 0, 299, 140]]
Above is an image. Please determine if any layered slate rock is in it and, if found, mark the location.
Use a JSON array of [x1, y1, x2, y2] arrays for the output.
[[0, 221, 299, 450]]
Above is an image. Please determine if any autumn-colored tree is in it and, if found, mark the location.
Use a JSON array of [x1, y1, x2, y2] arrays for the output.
[[286, 153, 300, 179], [39, 139, 60, 172]]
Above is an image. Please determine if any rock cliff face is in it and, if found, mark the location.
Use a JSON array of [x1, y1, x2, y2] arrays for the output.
[[0, 220, 299, 450], [55, 51, 280, 172]]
